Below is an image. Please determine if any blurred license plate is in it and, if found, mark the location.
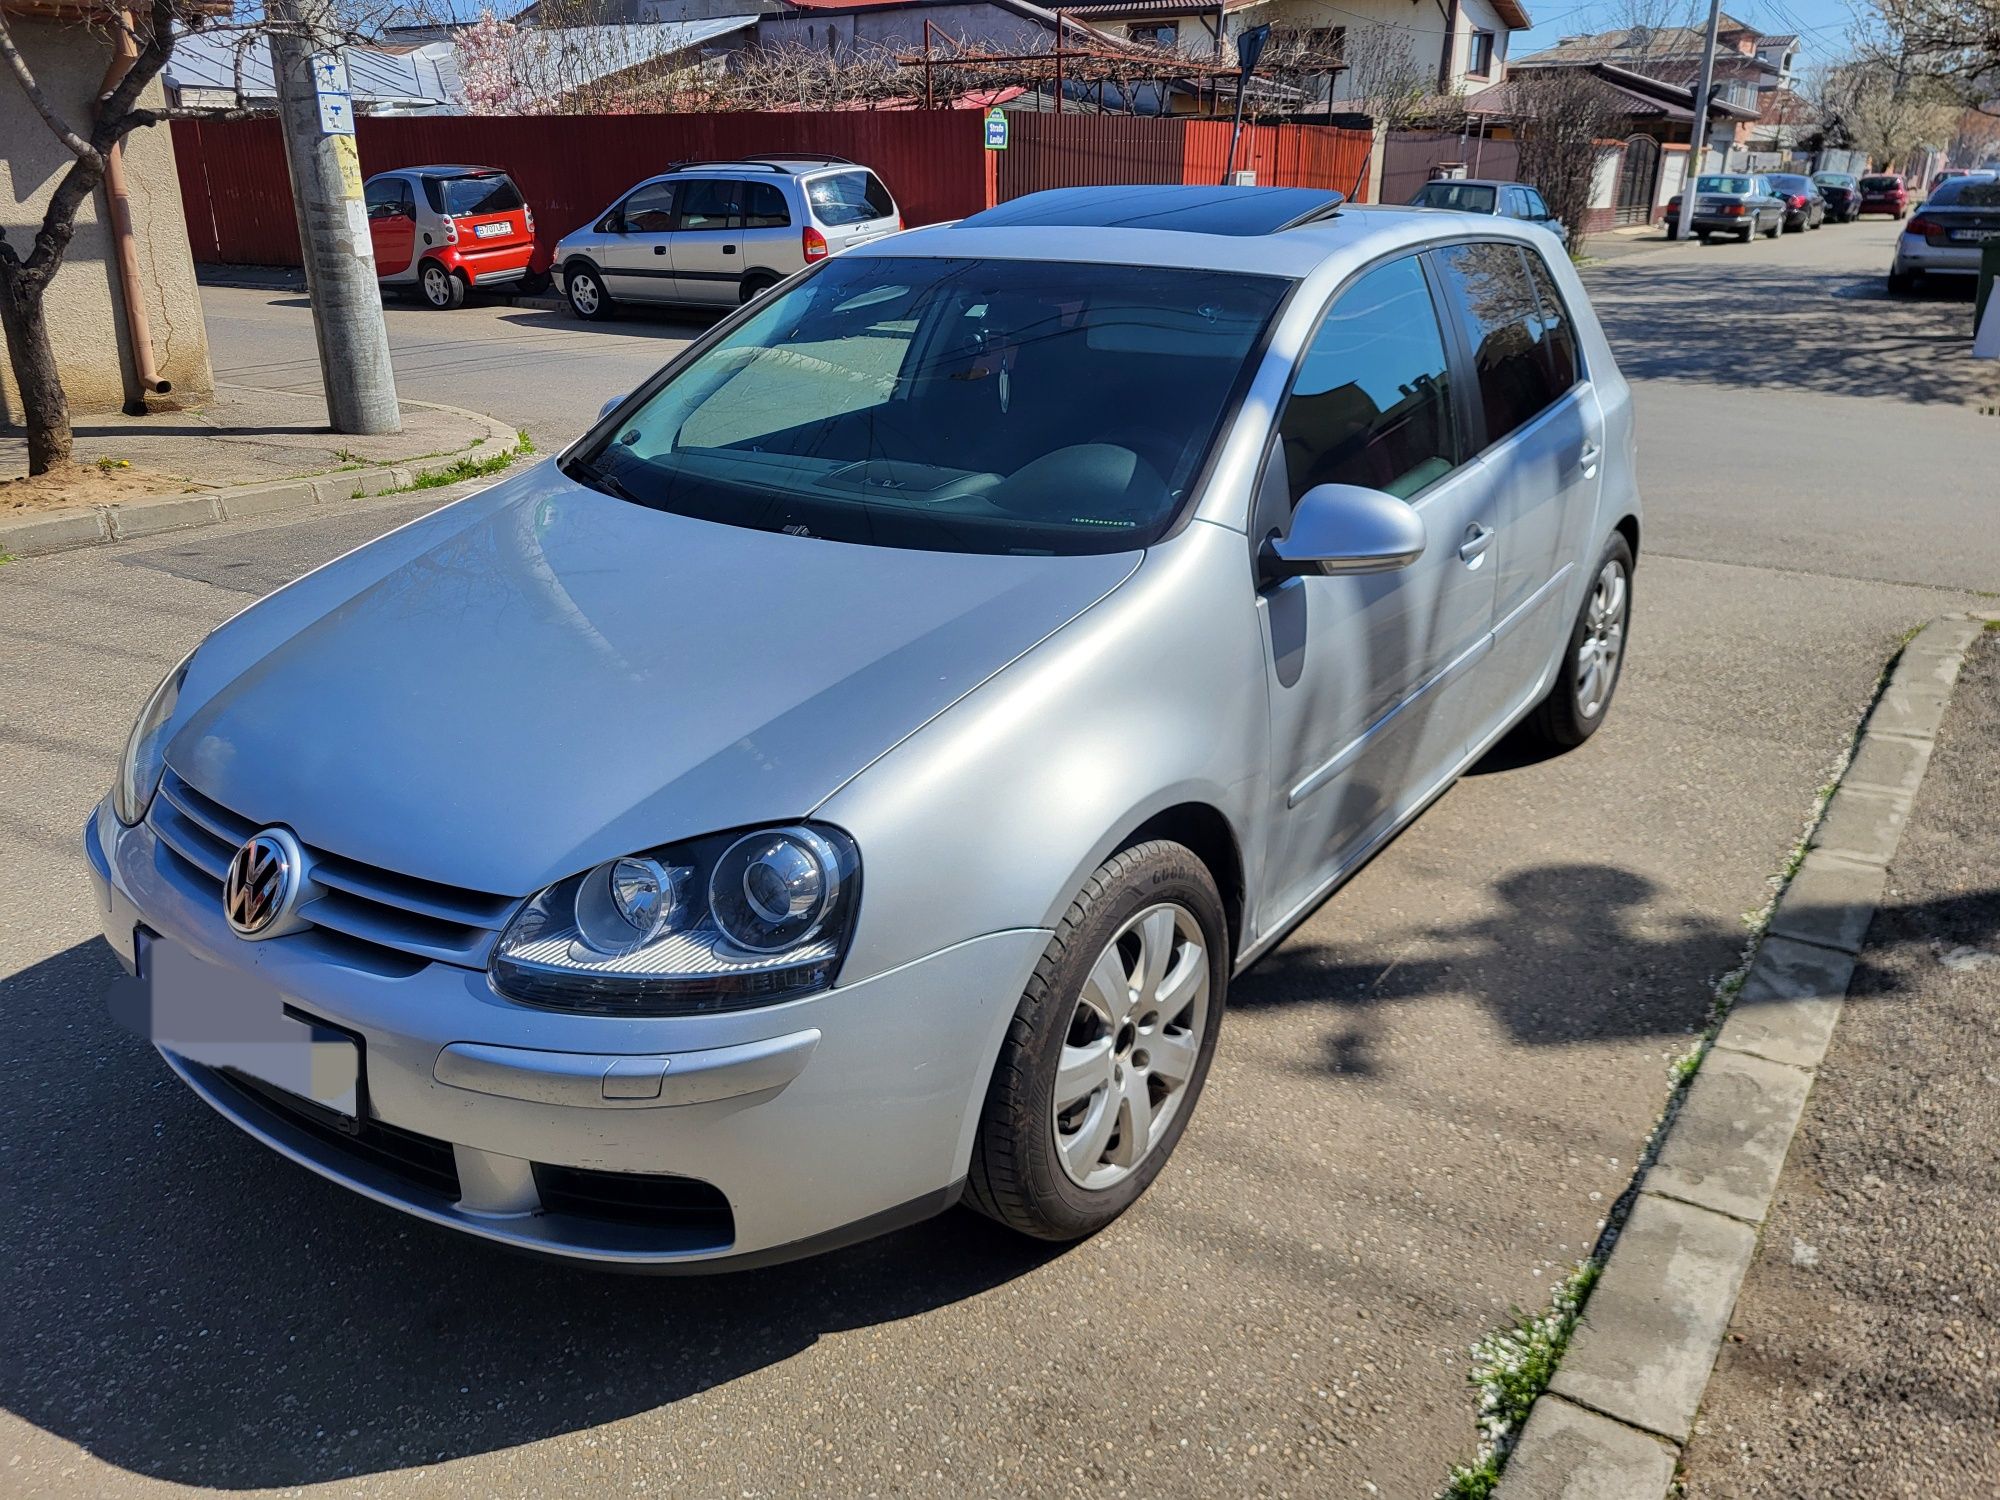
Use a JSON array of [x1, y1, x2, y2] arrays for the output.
[[144, 938, 360, 1120], [1950, 228, 2000, 241], [473, 222, 510, 239]]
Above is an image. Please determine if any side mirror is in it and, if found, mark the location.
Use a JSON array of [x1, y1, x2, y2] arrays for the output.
[[597, 392, 625, 421], [1260, 483, 1427, 582]]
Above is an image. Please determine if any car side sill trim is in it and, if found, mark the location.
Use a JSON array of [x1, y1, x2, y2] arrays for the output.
[[1492, 561, 1575, 643]]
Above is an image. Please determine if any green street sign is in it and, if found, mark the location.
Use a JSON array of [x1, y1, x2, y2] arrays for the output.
[[985, 108, 1009, 151]]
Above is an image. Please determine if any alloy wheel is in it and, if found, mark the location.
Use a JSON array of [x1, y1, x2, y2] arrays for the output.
[[422, 266, 451, 307], [1575, 558, 1628, 719], [1051, 902, 1210, 1191], [572, 275, 600, 315]]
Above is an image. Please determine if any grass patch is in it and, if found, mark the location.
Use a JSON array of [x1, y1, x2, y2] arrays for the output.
[[392, 431, 535, 494]]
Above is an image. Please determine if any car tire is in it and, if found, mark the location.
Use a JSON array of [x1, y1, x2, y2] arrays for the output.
[[738, 272, 780, 305], [965, 839, 1228, 1243], [1696, 231, 1711, 242], [1665, 224, 1679, 240], [1765, 216, 1782, 239], [1522, 532, 1634, 751], [419, 260, 466, 310], [1740, 223, 1755, 243], [1887, 266, 1919, 295], [518, 268, 552, 295], [565, 263, 614, 320]]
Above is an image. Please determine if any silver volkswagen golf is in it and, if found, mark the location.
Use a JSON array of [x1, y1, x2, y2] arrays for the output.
[[88, 186, 1638, 1269]]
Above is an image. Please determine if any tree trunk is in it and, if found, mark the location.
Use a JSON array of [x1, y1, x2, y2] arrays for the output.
[[0, 258, 72, 474]]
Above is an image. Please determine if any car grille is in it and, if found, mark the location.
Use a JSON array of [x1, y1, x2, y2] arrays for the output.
[[532, 1163, 735, 1240], [210, 1065, 464, 1200], [148, 767, 519, 971]]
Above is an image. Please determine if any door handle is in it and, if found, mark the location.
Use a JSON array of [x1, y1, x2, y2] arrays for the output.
[[653, 244, 667, 255], [723, 244, 737, 256], [1458, 523, 1495, 565], [1579, 442, 1602, 477]]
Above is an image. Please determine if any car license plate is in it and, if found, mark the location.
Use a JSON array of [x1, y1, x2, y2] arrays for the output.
[[473, 222, 510, 240], [143, 936, 361, 1120], [1950, 228, 2000, 241]]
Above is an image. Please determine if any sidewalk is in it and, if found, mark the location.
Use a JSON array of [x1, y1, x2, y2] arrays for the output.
[[1677, 625, 2000, 1496], [1, 382, 521, 557]]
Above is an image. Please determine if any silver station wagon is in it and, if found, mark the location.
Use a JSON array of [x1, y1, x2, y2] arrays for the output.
[[553, 155, 900, 319], [90, 186, 1640, 1269]]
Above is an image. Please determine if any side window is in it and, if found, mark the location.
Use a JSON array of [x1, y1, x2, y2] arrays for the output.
[[1523, 249, 1580, 394], [1432, 240, 1563, 447], [677, 179, 742, 232], [620, 182, 677, 234], [365, 178, 411, 219], [1276, 255, 1459, 504], [742, 181, 790, 229], [1524, 189, 1550, 220]]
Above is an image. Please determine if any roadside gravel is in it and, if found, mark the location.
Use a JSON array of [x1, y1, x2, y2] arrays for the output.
[[1677, 626, 2000, 1497]]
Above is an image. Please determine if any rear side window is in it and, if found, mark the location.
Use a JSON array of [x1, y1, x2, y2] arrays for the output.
[[1413, 181, 1497, 213], [1276, 255, 1458, 503], [677, 179, 742, 231], [807, 171, 895, 226], [1522, 250, 1579, 394], [429, 174, 524, 216], [619, 181, 677, 233], [1432, 241, 1566, 447], [742, 181, 790, 228]]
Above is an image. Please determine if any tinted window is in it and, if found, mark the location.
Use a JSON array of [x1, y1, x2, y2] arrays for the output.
[[1277, 255, 1457, 503], [1523, 249, 1579, 394], [1815, 173, 1856, 187], [1412, 181, 1497, 213], [1859, 176, 1901, 191], [574, 257, 1285, 556], [1695, 175, 1752, 194], [1768, 174, 1813, 193], [428, 174, 524, 216], [1433, 241, 1564, 446], [620, 181, 677, 234], [677, 179, 742, 231], [742, 181, 790, 228], [806, 171, 895, 226], [1927, 177, 2000, 207], [364, 177, 413, 219]]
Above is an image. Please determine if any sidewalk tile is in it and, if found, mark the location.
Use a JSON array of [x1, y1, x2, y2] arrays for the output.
[[1766, 850, 1887, 955], [1808, 784, 1911, 867], [1649, 1049, 1815, 1223], [1716, 935, 1851, 1070], [1494, 1396, 1676, 1500]]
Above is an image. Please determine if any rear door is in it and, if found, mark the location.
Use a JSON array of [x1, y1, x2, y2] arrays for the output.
[[365, 175, 415, 278], [1431, 239, 1601, 730], [668, 178, 747, 306], [736, 179, 796, 286], [1256, 251, 1500, 922], [596, 180, 678, 303], [804, 169, 901, 255]]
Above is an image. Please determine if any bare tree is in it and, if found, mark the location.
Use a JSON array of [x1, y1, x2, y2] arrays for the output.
[[1871, 0, 2000, 108], [1507, 67, 1634, 255], [1817, 51, 1960, 165], [0, 1, 393, 474]]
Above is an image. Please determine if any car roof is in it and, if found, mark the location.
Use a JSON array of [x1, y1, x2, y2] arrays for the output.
[[407, 164, 504, 178], [667, 157, 865, 178], [867, 191, 1553, 280], [1415, 178, 1525, 190], [959, 185, 1344, 236]]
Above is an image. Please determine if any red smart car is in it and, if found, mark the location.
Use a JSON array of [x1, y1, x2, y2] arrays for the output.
[[363, 165, 539, 308]]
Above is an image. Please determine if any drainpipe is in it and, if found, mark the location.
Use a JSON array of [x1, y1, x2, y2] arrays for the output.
[[98, 14, 172, 412]]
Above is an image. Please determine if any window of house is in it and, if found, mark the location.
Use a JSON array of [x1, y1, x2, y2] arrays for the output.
[[1127, 22, 1177, 47], [1276, 255, 1459, 503], [1467, 29, 1496, 77], [1431, 241, 1566, 448]]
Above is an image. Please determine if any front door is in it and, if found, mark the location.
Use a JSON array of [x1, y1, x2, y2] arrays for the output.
[[1431, 240, 1602, 722], [364, 176, 415, 279], [1615, 136, 1661, 226], [596, 180, 678, 303], [1257, 252, 1500, 927], [670, 178, 747, 305]]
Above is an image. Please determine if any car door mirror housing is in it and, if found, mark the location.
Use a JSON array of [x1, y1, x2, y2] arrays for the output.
[[597, 392, 625, 422], [1260, 484, 1428, 582]]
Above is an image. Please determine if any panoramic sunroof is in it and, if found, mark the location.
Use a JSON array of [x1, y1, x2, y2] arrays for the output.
[[957, 185, 1345, 236]]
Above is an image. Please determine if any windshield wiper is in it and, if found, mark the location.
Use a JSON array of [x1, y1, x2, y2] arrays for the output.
[[564, 453, 640, 504]]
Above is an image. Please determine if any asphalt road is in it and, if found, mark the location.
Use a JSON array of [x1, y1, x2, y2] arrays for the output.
[[2, 219, 1992, 1498]]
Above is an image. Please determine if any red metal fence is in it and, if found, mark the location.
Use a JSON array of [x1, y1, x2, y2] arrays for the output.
[[172, 112, 1374, 269]]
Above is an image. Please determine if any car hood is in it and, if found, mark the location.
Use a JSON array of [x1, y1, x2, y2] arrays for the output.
[[168, 465, 1138, 896]]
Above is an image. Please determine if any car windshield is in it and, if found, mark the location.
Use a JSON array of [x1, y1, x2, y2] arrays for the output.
[[567, 255, 1287, 557], [1412, 182, 1497, 212], [1928, 177, 2000, 207], [807, 170, 895, 225], [1815, 173, 1856, 187], [1696, 176, 1753, 194], [430, 174, 524, 216], [1860, 176, 1901, 191]]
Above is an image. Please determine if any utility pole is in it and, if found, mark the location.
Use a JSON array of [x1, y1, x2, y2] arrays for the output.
[[269, 0, 401, 434], [1675, 0, 1724, 244]]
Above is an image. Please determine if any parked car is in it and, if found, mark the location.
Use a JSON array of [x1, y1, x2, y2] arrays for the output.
[[1857, 173, 1910, 219], [363, 166, 537, 309], [1889, 174, 2000, 293], [1813, 172, 1862, 222], [1663, 174, 1786, 241], [91, 185, 1640, 1268], [555, 156, 901, 320], [1929, 167, 1976, 193], [1408, 177, 1569, 246], [1765, 173, 1827, 231]]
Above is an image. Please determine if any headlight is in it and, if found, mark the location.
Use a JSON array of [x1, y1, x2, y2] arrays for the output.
[[491, 823, 860, 1015], [114, 651, 194, 826]]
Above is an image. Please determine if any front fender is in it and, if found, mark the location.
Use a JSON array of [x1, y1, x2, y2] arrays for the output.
[[818, 519, 1270, 985]]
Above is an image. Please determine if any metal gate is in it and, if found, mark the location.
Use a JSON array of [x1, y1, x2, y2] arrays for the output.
[[1615, 135, 1661, 225]]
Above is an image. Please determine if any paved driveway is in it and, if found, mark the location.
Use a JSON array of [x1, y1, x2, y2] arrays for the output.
[[1, 221, 1989, 1497]]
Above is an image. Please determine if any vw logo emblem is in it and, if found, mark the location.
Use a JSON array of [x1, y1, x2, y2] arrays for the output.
[[223, 829, 303, 939]]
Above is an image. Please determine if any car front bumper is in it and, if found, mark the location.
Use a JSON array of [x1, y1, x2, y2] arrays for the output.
[[85, 801, 1047, 1268]]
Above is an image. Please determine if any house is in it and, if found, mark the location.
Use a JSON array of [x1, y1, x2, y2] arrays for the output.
[[1464, 60, 1758, 229], [2, 2, 213, 424], [165, 31, 462, 114]]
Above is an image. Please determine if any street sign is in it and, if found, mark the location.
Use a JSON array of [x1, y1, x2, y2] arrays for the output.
[[310, 52, 354, 136], [317, 93, 354, 135], [984, 108, 1009, 151]]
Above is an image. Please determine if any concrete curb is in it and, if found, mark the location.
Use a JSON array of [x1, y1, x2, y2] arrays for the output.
[[197, 269, 563, 312], [1494, 612, 1993, 1499], [0, 397, 520, 560]]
